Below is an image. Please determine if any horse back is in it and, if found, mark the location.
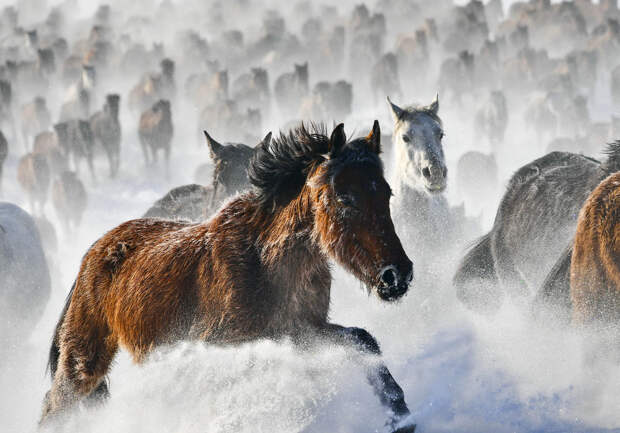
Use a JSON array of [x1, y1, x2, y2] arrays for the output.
[[491, 152, 603, 290]]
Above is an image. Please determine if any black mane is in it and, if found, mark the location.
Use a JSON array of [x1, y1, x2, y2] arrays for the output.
[[248, 122, 382, 209], [602, 140, 620, 173], [249, 123, 329, 209]]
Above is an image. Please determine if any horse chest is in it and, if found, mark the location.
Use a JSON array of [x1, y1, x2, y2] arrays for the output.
[[265, 266, 331, 333], [395, 186, 450, 236]]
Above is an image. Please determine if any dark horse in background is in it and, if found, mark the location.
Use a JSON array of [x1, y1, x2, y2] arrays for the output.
[[41, 122, 417, 433], [454, 142, 620, 315], [142, 130, 269, 221]]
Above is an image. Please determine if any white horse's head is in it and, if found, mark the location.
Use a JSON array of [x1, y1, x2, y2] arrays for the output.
[[388, 94, 447, 194]]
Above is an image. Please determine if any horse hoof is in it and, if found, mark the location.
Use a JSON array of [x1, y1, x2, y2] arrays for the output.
[[391, 424, 416, 433], [387, 414, 416, 433]]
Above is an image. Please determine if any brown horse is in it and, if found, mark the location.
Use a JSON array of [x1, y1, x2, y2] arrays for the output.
[[41, 122, 416, 432], [570, 171, 620, 325]]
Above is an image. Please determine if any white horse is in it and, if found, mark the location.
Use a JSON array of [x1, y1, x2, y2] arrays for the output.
[[388, 95, 478, 278]]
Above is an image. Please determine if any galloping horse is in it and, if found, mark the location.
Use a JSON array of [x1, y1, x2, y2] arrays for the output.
[[457, 142, 620, 315], [570, 171, 620, 324], [41, 122, 416, 433]]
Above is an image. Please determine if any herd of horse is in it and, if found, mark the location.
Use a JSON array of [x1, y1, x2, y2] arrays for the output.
[[34, 100, 620, 432], [0, 0, 620, 432]]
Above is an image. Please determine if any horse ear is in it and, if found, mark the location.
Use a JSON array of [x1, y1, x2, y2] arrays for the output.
[[204, 130, 222, 159], [387, 96, 404, 121], [366, 120, 381, 154], [429, 93, 439, 114], [329, 123, 346, 157], [258, 131, 272, 148]]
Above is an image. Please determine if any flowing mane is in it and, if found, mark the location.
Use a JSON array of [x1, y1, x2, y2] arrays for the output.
[[248, 122, 382, 210], [602, 140, 620, 173]]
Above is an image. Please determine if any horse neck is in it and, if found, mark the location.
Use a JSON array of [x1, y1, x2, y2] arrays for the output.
[[393, 180, 435, 214], [391, 165, 444, 221], [257, 186, 324, 274]]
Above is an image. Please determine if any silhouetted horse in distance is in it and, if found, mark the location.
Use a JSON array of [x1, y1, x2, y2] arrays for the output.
[[41, 122, 416, 433], [455, 142, 620, 315], [570, 171, 620, 325]]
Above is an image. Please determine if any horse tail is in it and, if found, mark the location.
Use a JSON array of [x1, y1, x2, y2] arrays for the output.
[[453, 232, 500, 314], [46, 280, 76, 379]]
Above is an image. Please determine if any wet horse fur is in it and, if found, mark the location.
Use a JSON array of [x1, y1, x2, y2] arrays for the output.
[[455, 142, 620, 314], [41, 122, 416, 433], [570, 171, 620, 324]]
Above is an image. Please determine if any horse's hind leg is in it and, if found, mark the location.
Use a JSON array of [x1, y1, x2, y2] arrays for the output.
[[84, 380, 110, 407], [491, 234, 529, 298], [322, 324, 415, 433], [41, 327, 118, 424]]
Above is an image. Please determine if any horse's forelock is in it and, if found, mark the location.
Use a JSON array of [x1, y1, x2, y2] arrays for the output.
[[400, 106, 442, 126], [248, 123, 329, 209]]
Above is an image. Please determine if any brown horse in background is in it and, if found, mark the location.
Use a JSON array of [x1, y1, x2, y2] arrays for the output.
[[570, 171, 620, 325], [41, 122, 416, 433]]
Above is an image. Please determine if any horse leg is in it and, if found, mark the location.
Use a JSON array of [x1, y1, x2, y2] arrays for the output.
[[41, 324, 118, 424], [21, 128, 29, 153], [164, 145, 170, 180], [491, 233, 529, 298], [113, 146, 120, 178], [84, 380, 110, 408], [141, 140, 151, 166], [106, 147, 114, 178], [87, 154, 96, 184], [72, 151, 80, 174], [322, 324, 415, 433], [151, 145, 158, 165]]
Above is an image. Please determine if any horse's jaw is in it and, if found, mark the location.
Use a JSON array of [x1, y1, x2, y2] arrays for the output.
[[398, 173, 445, 197]]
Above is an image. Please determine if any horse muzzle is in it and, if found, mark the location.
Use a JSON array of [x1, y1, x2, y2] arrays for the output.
[[376, 262, 414, 302], [421, 164, 447, 193]]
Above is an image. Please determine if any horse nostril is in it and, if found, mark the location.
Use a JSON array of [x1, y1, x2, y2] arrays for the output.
[[380, 267, 397, 286], [443, 166, 448, 178], [422, 167, 431, 179]]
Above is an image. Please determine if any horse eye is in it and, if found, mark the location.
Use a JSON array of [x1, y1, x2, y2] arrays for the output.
[[337, 194, 357, 208], [402, 135, 411, 143]]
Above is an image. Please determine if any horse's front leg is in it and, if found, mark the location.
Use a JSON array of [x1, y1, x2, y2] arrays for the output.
[[322, 323, 415, 433]]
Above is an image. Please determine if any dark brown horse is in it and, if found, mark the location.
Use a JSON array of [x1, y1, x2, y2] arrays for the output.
[[570, 171, 620, 325], [41, 122, 416, 433]]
